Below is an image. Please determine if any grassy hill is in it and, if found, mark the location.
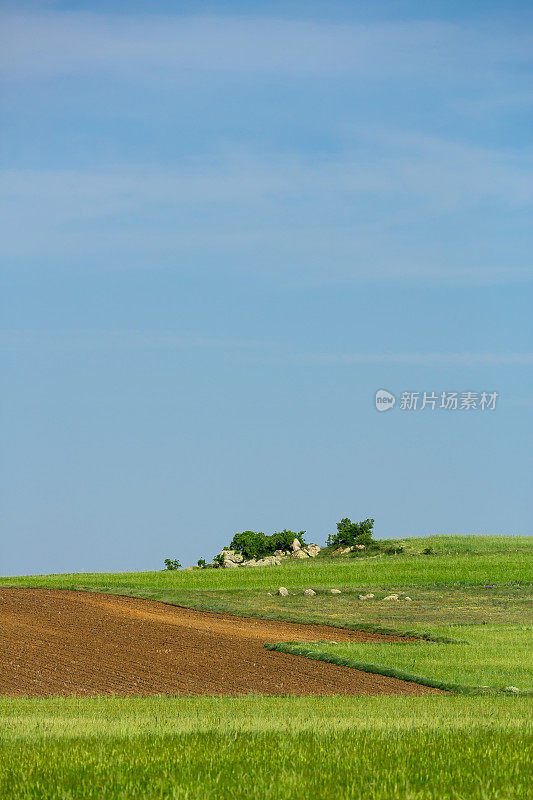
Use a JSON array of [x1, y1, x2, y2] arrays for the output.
[[2, 535, 531, 591]]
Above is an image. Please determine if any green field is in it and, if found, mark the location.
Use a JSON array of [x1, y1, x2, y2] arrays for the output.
[[1, 697, 531, 800], [269, 625, 532, 692], [1, 535, 532, 799], [3, 535, 531, 591]]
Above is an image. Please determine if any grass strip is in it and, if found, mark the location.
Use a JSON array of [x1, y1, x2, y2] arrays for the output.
[[2, 727, 531, 800], [264, 641, 531, 695]]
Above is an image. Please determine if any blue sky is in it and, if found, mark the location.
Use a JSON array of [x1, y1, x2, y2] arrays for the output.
[[1, 0, 532, 575]]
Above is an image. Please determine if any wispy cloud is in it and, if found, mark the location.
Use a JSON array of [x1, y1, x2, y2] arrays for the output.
[[2, 11, 530, 83], [0, 329, 261, 353], [2, 329, 532, 368], [2, 140, 531, 284], [287, 352, 533, 367], [1, 10, 531, 287]]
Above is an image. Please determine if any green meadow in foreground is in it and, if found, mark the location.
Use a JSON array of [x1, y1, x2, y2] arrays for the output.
[[0, 697, 531, 800]]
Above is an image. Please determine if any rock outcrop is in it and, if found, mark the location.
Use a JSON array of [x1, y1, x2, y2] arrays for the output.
[[292, 549, 309, 559], [291, 538, 302, 551], [205, 543, 321, 570]]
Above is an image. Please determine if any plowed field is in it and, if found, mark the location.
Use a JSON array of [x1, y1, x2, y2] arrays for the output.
[[0, 589, 442, 696]]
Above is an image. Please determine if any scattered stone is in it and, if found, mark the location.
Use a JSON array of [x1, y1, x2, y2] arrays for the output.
[[341, 546, 353, 555], [222, 559, 239, 568], [504, 686, 521, 694], [292, 549, 309, 559], [329, 588, 342, 595], [354, 544, 366, 550], [277, 587, 289, 596], [358, 593, 375, 600], [332, 547, 344, 555], [304, 544, 321, 558], [266, 592, 272, 596], [274, 549, 287, 557], [383, 594, 400, 601], [404, 596, 412, 601], [241, 559, 258, 567], [291, 538, 302, 551], [303, 589, 316, 596]]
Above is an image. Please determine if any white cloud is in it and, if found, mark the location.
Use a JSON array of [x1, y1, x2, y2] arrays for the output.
[[0, 11, 531, 83], [1, 140, 531, 284]]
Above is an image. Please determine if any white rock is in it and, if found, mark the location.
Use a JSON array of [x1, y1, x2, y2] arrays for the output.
[[354, 544, 366, 550], [330, 588, 342, 594], [404, 596, 412, 601], [305, 544, 321, 558], [291, 538, 302, 551], [222, 560, 239, 568], [358, 593, 375, 600], [303, 588, 316, 596], [277, 587, 289, 596], [292, 549, 309, 559], [266, 592, 272, 596], [218, 549, 244, 565], [256, 556, 282, 566], [383, 594, 399, 601], [504, 686, 521, 694]]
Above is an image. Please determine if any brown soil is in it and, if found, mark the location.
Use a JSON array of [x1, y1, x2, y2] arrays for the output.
[[0, 588, 442, 697]]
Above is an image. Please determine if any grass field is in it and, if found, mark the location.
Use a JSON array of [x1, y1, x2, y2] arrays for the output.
[[2, 535, 531, 591], [268, 624, 532, 692], [1, 535, 531, 799], [1, 697, 531, 800]]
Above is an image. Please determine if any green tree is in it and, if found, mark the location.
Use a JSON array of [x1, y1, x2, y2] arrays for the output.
[[268, 530, 308, 551], [229, 531, 269, 560], [163, 558, 182, 570], [327, 518, 374, 548]]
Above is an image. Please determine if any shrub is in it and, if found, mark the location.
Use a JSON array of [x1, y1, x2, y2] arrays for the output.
[[213, 548, 230, 567], [327, 517, 375, 549], [229, 529, 308, 560], [384, 545, 404, 555], [268, 529, 308, 551], [422, 546, 435, 555], [163, 558, 182, 570], [197, 558, 207, 567], [229, 531, 269, 560]]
